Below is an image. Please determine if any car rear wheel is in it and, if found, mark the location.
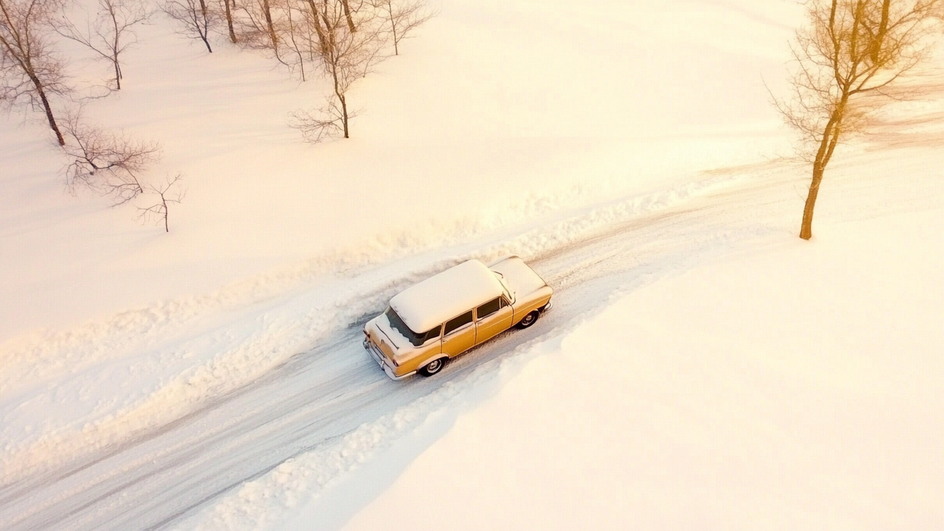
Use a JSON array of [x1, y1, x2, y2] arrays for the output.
[[516, 310, 539, 329], [419, 357, 446, 377]]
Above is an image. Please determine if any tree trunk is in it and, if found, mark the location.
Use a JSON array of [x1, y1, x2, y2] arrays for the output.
[[162, 196, 169, 232], [305, 0, 327, 53], [198, 0, 212, 52], [800, 103, 844, 240], [383, 0, 399, 55], [223, 0, 237, 43], [262, 0, 278, 47], [871, 0, 891, 63], [107, 5, 122, 89], [329, 62, 349, 138], [391, 11, 399, 54], [341, 0, 355, 33], [799, 164, 824, 240], [113, 59, 122, 90], [33, 75, 65, 146], [340, 93, 348, 138]]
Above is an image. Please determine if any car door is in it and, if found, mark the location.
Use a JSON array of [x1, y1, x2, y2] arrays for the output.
[[475, 296, 513, 345], [441, 310, 475, 357]]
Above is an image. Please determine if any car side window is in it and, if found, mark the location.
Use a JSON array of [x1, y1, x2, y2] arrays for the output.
[[443, 310, 474, 336], [477, 297, 502, 320], [422, 325, 442, 343]]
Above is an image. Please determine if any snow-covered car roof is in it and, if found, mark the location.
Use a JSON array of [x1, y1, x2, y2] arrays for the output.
[[389, 260, 506, 333]]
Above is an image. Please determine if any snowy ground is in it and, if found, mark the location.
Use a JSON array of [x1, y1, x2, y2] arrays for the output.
[[2, 0, 943, 529]]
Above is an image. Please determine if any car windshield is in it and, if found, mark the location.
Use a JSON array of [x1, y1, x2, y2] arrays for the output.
[[385, 307, 440, 347]]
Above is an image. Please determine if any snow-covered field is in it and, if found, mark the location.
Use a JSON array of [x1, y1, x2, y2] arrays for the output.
[[2, 0, 943, 529]]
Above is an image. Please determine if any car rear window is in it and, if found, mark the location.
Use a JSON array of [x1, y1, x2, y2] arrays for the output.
[[385, 307, 441, 347]]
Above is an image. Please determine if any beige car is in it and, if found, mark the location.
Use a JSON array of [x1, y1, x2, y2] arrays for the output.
[[363, 256, 553, 379]]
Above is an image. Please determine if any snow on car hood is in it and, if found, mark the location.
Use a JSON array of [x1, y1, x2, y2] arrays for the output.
[[488, 256, 548, 299]]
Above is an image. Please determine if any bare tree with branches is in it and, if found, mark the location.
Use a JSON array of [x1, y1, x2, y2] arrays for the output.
[[371, 0, 429, 55], [289, 98, 349, 141], [775, 0, 942, 240], [62, 108, 161, 205], [162, 0, 215, 52], [1, 0, 69, 145], [281, 0, 308, 80], [55, 0, 149, 90], [137, 173, 185, 232], [290, 0, 382, 140]]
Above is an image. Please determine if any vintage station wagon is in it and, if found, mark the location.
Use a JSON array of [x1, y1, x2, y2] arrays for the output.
[[363, 256, 553, 379]]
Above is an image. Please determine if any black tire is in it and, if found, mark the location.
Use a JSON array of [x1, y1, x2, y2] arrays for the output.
[[419, 357, 446, 377], [516, 310, 539, 329]]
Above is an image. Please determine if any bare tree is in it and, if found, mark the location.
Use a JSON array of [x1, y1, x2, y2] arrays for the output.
[[288, 98, 350, 141], [775, 0, 942, 240], [292, 0, 382, 140], [137, 173, 185, 232], [56, 0, 149, 90], [62, 109, 161, 205], [371, 0, 429, 55], [162, 0, 215, 52], [0, 0, 69, 145], [281, 0, 308, 80]]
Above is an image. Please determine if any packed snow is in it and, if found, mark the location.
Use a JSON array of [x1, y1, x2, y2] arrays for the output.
[[1, 0, 943, 530]]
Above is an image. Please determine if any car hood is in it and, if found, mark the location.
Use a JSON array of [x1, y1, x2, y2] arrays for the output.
[[489, 256, 548, 299]]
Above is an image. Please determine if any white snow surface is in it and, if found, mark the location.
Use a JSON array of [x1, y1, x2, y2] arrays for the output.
[[389, 260, 504, 333], [1, 0, 943, 529]]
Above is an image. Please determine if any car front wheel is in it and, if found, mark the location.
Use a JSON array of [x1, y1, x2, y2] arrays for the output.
[[419, 357, 446, 377], [516, 310, 539, 329]]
